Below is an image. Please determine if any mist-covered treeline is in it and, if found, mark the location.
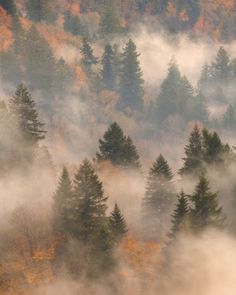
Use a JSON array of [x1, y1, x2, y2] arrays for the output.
[[2, 1, 236, 295]]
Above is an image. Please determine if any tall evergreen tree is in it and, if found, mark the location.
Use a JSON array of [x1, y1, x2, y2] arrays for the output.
[[223, 104, 236, 129], [26, 0, 53, 23], [190, 175, 225, 232], [198, 63, 211, 91], [101, 44, 116, 90], [64, 10, 85, 36], [80, 37, 98, 72], [0, 0, 17, 16], [71, 159, 107, 242], [170, 191, 189, 237], [195, 91, 209, 124], [210, 46, 231, 84], [100, 4, 121, 35], [96, 122, 141, 169], [53, 167, 73, 234], [9, 84, 46, 143], [142, 154, 175, 239], [180, 125, 204, 176], [109, 203, 128, 242], [119, 39, 144, 110]]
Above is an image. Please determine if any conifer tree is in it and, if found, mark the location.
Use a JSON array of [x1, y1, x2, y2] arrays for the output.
[[101, 44, 115, 90], [109, 203, 128, 241], [210, 46, 231, 84], [80, 37, 98, 72], [142, 154, 175, 239], [24, 26, 56, 94], [26, 0, 53, 23], [180, 125, 204, 176], [198, 63, 211, 91], [210, 86, 227, 105], [100, 5, 121, 35], [71, 159, 107, 242], [190, 175, 225, 232], [195, 91, 209, 124], [119, 39, 144, 110], [170, 191, 189, 238], [88, 225, 115, 277], [53, 167, 73, 234], [0, 0, 17, 16], [9, 84, 46, 143], [96, 122, 141, 169], [64, 10, 85, 36], [223, 104, 236, 129]]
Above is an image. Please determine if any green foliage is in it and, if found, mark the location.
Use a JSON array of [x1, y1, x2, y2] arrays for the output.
[[210, 46, 231, 84], [0, 0, 17, 16], [180, 125, 204, 176], [190, 175, 225, 232], [24, 26, 56, 94], [53, 167, 73, 234], [80, 37, 98, 73], [64, 10, 85, 36], [26, 0, 54, 23], [142, 154, 175, 239], [170, 191, 189, 237], [100, 5, 121, 35], [223, 104, 236, 129], [9, 84, 46, 143], [109, 203, 128, 242], [101, 44, 116, 90], [96, 122, 141, 169], [119, 39, 144, 110], [71, 159, 107, 242]]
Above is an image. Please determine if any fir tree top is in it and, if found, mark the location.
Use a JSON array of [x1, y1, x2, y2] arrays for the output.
[[10, 83, 46, 142], [150, 154, 173, 180]]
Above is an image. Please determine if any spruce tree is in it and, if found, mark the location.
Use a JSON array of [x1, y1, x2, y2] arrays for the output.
[[80, 37, 98, 73], [109, 203, 128, 242], [210, 46, 231, 84], [0, 0, 17, 16], [223, 104, 236, 129], [195, 91, 209, 124], [100, 5, 120, 35], [119, 39, 144, 110], [180, 125, 204, 176], [9, 84, 46, 143], [64, 10, 85, 36], [96, 122, 141, 169], [26, 0, 53, 23], [53, 167, 73, 234], [142, 154, 175, 239], [198, 63, 211, 91], [71, 159, 107, 242], [170, 191, 189, 238], [190, 175, 224, 232], [101, 44, 115, 90], [24, 26, 56, 94]]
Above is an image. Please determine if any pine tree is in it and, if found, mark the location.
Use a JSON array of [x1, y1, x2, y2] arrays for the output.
[[26, 0, 53, 23], [195, 91, 209, 124], [210, 86, 227, 105], [53, 167, 73, 234], [109, 203, 128, 242], [170, 191, 189, 237], [96, 122, 141, 169], [24, 26, 56, 94], [0, 0, 17, 16], [71, 159, 107, 242], [190, 175, 225, 232], [198, 63, 211, 91], [119, 39, 144, 110], [88, 225, 115, 278], [101, 44, 115, 90], [64, 10, 85, 36], [180, 125, 204, 176], [210, 46, 231, 84], [9, 84, 46, 143], [142, 154, 175, 239], [223, 104, 236, 129], [80, 37, 98, 73], [100, 5, 121, 35], [154, 61, 195, 123]]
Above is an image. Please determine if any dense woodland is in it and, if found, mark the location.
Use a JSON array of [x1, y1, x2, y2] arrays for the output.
[[1, 1, 236, 294]]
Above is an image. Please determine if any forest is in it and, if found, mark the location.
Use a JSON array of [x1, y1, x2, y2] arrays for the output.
[[1, 0, 236, 294]]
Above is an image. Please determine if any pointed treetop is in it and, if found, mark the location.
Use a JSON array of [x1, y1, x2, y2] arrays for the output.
[[150, 154, 173, 180]]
